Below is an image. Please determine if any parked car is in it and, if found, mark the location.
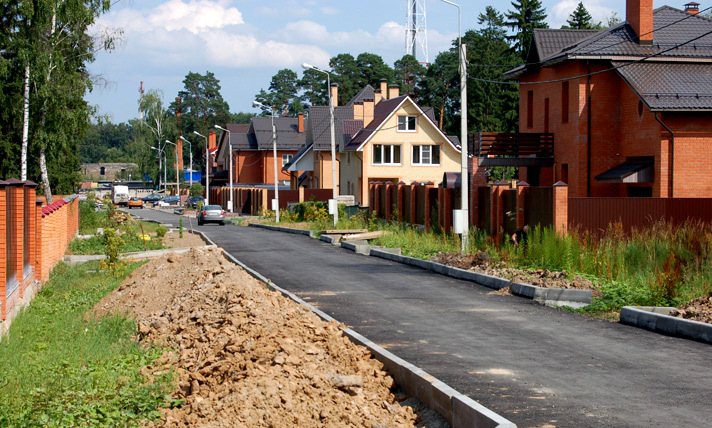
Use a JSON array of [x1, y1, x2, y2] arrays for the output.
[[128, 197, 144, 209], [185, 196, 205, 209], [197, 205, 225, 226], [157, 195, 181, 207], [142, 193, 162, 203]]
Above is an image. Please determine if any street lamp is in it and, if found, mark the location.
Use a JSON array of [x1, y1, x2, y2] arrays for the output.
[[214, 124, 233, 213], [252, 100, 280, 223], [151, 145, 167, 195], [440, 0, 469, 252], [194, 131, 209, 205], [179, 136, 193, 189], [165, 140, 179, 198], [301, 62, 338, 227]]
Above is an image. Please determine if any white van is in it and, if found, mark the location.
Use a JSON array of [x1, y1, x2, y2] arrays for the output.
[[112, 185, 130, 206]]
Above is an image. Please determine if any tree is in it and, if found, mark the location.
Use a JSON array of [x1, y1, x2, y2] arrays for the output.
[[393, 54, 427, 99], [329, 53, 360, 105], [139, 89, 176, 188], [299, 67, 329, 106], [562, 2, 603, 29], [355, 53, 394, 89], [229, 112, 257, 123], [254, 68, 302, 116], [606, 11, 622, 27], [170, 71, 230, 139], [419, 50, 459, 132], [505, 0, 549, 61]]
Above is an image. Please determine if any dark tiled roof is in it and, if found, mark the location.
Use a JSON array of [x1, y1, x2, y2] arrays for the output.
[[447, 135, 461, 148], [230, 123, 250, 133], [614, 61, 712, 110], [531, 29, 600, 62], [283, 144, 312, 171], [345, 96, 408, 151], [346, 85, 376, 106], [422, 107, 436, 123], [306, 105, 355, 151], [250, 117, 306, 150], [230, 132, 258, 150]]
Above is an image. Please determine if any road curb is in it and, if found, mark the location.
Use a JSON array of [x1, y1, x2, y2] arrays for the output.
[[620, 306, 712, 344], [250, 222, 315, 238], [217, 236, 517, 428]]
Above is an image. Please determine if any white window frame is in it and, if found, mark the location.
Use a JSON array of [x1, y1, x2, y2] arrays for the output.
[[397, 115, 417, 132], [372, 144, 402, 166], [282, 154, 293, 167], [412, 145, 441, 166]]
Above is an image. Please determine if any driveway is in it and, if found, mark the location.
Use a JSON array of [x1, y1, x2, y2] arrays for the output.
[[130, 209, 712, 428]]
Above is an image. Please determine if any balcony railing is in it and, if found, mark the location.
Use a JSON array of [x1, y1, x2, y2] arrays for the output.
[[470, 132, 554, 158]]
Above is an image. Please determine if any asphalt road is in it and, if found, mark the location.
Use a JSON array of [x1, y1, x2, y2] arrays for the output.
[[133, 209, 712, 428]]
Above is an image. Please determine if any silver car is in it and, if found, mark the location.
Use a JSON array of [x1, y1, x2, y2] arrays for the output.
[[197, 205, 226, 225]]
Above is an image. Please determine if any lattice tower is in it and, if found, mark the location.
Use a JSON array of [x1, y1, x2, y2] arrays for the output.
[[405, 0, 428, 64]]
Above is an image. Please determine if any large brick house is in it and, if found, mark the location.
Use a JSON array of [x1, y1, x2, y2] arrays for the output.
[[499, 0, 712, 198]]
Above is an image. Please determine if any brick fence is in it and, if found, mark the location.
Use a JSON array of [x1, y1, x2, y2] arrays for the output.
[[1, 179, 79, 338]]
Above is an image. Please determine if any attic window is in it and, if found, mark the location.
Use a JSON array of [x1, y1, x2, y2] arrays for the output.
[[397, 116, 417, 132]]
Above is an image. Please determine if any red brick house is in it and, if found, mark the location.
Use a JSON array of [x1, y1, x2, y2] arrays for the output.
[[213, 117, 305, 187], [498, 0, 712, 198]]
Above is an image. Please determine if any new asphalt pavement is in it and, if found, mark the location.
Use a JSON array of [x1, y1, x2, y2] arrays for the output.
[[132, 209, 712, 428]]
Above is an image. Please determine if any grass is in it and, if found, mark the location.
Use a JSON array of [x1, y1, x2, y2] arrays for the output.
[[0, 261, 174, 427], [260, 203, 712, 313]]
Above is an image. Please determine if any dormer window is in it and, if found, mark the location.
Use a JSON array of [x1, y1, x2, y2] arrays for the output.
[[397, 115, 417, 132]]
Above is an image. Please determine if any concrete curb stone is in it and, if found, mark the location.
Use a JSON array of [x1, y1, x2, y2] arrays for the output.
[[620, 306, 712, 343]]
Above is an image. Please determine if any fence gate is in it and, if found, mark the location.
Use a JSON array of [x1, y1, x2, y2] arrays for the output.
[[502, 189, 518, 237], [526, 186, 553, 229], [477, 187, 491, 232]]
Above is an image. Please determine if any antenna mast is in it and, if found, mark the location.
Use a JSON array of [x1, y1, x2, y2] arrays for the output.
[[405, 0, 428, 64]]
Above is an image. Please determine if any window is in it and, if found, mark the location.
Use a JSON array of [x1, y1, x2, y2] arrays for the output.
[[562, 81, 569, 123], [397, 115, 417, 132], [373, 144, 401, 165], [527, 90, 533, 128], [282, 154, 293, 167], [412, 145, 440, 165]]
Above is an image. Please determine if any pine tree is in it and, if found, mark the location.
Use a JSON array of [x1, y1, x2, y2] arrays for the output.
[[562, 2, 603, 29], [505, 0, 549, 61]]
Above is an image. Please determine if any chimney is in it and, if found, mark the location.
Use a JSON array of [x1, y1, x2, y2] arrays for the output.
[[380, 79, 388, 100], [330, 83, 339, 107], [388, 84, 400, 99], [685, 2, 700, 14], [627, 0, 654, 45], [298, 113, 304, 133], [353, 101, 364, 121], [209, 131, 217, 167], [374, 90, 383, 104], [363, 98, 375, 126]]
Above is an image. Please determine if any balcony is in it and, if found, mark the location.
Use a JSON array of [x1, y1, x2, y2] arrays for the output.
[[469, 132, 554, 167]]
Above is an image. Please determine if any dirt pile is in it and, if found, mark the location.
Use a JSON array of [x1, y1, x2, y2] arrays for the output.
[[670, 293, 712, 324], [430, 252, 602, 297], [92, 248, 431, 428]]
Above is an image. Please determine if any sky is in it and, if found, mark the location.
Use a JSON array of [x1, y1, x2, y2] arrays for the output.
[[85, 0, 672, 124]]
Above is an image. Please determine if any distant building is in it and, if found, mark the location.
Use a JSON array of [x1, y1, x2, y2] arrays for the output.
[[81, 163, 138, 181]]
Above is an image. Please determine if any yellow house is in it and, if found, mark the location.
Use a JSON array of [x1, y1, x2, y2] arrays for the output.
[[341, 94, 461, 206]]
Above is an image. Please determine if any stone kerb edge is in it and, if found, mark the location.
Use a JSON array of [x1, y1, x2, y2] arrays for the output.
[[217, 239, 516, 428], [620, 306, 712, 344], [249, 223, 314, 238]]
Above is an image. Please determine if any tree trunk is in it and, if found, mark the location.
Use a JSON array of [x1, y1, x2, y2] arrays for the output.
[[40, 147, 52, 204], [21, 65, 30, 181]]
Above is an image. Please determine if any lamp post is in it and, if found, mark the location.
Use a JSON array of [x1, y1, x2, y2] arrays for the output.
[[165, 140, 179, 199], [194, 131, 209, 205], [302, 62, 338, 227], [179, 136, 193, 188], [440, 0, 469, 252], [151, 145, 167, 194], [252, 100, 280, 223], [214, 125, 233, 213]]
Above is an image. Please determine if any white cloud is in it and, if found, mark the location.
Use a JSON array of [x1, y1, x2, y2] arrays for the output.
[[257, 4, 312, 19], [321, 6, 339, 16], [550, 0, 615, 28]]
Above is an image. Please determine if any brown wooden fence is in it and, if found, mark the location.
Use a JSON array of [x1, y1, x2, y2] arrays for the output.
[[569, 198, 712, 236]]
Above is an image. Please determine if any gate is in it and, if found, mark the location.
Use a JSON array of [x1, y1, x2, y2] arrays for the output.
[[502, 189, 517, 237], [527, 186, 553, 229]]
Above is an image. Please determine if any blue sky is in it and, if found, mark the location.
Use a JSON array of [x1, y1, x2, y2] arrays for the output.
[[86, 0, 667, 124]]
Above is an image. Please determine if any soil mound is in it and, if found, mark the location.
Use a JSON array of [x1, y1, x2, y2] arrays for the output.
[[670, 293, 712, 324], [430, 252, 602, 297], [92, 248, 434, 428]]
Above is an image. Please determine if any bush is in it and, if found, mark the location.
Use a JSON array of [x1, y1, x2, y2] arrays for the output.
[[189, 183, 204, 197], [156, 225, 168, 239]]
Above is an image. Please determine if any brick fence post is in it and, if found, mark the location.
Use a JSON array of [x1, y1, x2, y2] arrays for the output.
[[409, 182, 417, 225], [35, 200, 43, 284], [516, 181, 530, 230], [0, 180, 7, 320], [396, 182, 406, 222], [552, 181, 569, 235], [423, 181, 434, 231], [384, 182, 393, 221]]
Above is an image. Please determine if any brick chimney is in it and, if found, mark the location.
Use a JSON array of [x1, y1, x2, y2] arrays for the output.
[[685, 2, 700, 14], [374, 90, 383, 104], [298, 113, 304, 133], [330, 83, 339, 107], [209, 131, 217, 167], [627, 0, 654, 45], [388, 84, 400, 99], [353, 101, 364, 121], [363, 98, 375, 126], [380, 79, 388, 100]]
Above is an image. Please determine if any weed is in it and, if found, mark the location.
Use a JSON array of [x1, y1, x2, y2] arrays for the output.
[[179, 218, 184, 239]]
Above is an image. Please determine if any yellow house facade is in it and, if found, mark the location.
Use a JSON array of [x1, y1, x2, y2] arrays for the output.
[[342, 95, 461, 206]]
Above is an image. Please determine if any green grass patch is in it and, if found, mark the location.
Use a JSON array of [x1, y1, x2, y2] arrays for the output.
[[0, 261, 174, 427]]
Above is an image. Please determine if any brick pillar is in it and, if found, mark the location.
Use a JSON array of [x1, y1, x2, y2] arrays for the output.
[[470, 161, 487, 231], [384, 182, 393, 221], [35, 201, 43, 284], [409, 183, 417, 225], [368, 183, 375, 215], [0, 180, 7, 320], [299, 186, 305, 203], [552, 181, 569, 235], [7, 180, 24, 291], [516, 181, 530, 230], [24, 183, 37, 290], [396, 182, 406, 222]]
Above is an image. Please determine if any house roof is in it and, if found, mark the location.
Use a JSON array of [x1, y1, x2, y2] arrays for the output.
[[283, 144, 313, 171], [614, 61, 712, 110], [344, 95, 461, 153], [306, 105, 355, 151], [507, 6, 712, 80], [248, 117, 306, 150], [346, 85, 376, 106]]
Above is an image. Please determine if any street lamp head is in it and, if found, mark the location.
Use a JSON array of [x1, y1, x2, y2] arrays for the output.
[[165, 140, 172, 144], [301, 62, 313, 70], [179, 136, 190, 143], [214, 124, 227, 132], [252, 100, 263, 108], [193, 130, 205, 138], [150, 146, 158, 150]]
